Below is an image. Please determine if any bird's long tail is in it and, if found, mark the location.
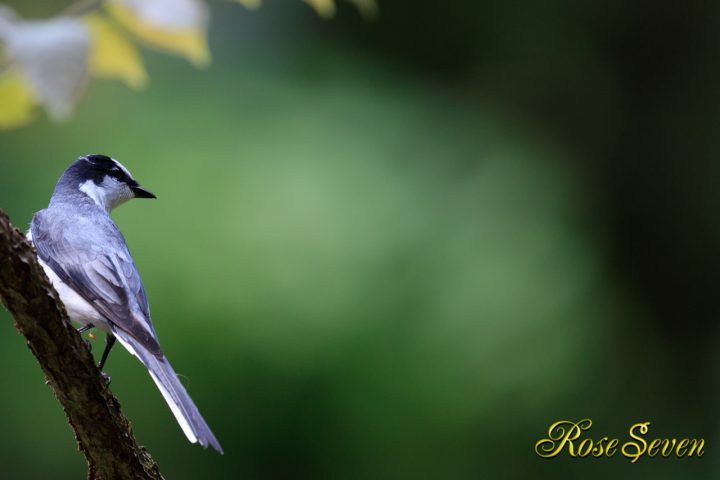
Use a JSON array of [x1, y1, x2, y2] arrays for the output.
[[113, 330, 223, 453]]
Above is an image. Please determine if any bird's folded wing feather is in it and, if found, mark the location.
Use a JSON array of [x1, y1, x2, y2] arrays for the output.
[[31, 210, 162, 356]]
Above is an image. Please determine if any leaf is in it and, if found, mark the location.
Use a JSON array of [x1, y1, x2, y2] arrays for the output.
[[0, 70, 36, 129], [347, 0, 378, 19], [107, 0, 210, 68], [85, 14, 148, 89], [301, 0, 377, 19], [0, 13, 90, 120], [233, 0, 262, 11], [303, 0, 336, 18]]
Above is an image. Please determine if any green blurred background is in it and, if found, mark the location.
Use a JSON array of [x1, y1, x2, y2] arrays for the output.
[[1, 1, 719, 478]]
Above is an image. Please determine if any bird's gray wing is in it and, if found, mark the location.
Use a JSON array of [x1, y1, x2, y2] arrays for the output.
[[31, 210, 162, 356]]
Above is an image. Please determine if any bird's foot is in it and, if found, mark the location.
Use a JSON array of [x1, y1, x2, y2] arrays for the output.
[[83, 339, 92, 353]]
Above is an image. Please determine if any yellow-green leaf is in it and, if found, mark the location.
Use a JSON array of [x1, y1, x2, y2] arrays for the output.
[[347, 0, 378, 19], [303, 0, 336, 18], [0, 70, 36, 129], [85, 14, 148, 89], [233, 0, 262, 11], [107, 2, 210, 68]]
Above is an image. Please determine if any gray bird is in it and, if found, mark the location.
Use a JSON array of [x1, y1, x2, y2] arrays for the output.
[[28, 154, 222, 453]]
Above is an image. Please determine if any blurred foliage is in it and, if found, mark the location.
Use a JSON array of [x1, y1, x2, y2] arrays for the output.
[[1, 1, 719, 479], [0, 0, 375, 128]]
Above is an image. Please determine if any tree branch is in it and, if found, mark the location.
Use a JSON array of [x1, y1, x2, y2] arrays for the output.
[[0, 208, 164, 480]]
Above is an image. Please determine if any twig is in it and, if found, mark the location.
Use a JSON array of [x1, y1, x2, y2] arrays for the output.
[[0, 208, 164, 480]]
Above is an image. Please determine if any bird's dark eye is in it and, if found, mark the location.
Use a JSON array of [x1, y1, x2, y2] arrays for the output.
[[108, 165, 126, 181]]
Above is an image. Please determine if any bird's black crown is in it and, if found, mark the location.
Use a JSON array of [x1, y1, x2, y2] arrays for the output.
[[72, 154, 136, 186]]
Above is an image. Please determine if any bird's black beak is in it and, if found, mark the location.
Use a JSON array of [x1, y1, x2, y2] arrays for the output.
[[131, 185, 157, 199]]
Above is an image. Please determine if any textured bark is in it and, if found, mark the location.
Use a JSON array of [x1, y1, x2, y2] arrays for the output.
[[0, 209, 163, 480]]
